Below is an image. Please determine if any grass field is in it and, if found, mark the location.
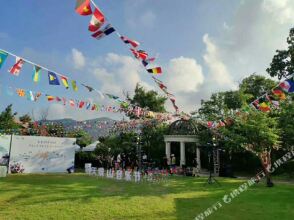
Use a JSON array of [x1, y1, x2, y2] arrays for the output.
[[0, 174, 293, 220]]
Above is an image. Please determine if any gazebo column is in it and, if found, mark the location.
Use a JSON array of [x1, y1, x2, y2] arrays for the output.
[[165, 142, 171, 159], [180, 142, 186, 166], [196, 147, 201, 171]]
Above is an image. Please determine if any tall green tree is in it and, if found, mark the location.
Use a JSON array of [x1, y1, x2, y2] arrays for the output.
[[220, 109, 281, 186], [127, 83, 167, 114], [267, 27, 294, 79], [196, 74, 283, 186]]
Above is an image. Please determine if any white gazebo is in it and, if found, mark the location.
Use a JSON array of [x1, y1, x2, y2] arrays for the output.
[[164, 119, 201, 169]]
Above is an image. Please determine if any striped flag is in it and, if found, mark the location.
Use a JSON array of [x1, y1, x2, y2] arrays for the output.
[[120, 36, 140, 48], [92, 24, 115, 39], [147, 67, 162, 74], [75, 0, 92, 16], [9, 57, 25, 76], [71, 80, 78, 91], [88, 8, 105, 32], [61, 76, 69, 89], [46, 95, 55, 101], [32, 66, 41, 83]]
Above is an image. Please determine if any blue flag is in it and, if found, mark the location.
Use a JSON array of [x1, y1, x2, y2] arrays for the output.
[[0, 50, 8, 69], [48, 71, 60, 85]]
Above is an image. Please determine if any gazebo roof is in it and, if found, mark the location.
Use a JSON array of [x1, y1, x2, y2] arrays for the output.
[[168, 119, 199, 135]]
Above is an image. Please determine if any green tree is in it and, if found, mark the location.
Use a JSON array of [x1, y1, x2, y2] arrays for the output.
[[197, 91, 243, 121], [127, 83, 167, 114], [72, 130, 93, 148], [267, 27, 294, 79], [19, 114, 32, 126], [141, 123, 169, 163], [0, 104, 19, 130], [220, 109, 281, 186], [239, 74, 277, 103], [195, 74, 284, 186]]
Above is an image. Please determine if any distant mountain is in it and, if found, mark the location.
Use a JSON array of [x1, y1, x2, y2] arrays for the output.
[[42, 117, 116, 139]]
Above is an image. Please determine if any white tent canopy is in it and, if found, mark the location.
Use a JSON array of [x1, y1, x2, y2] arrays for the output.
[[81, 141, 100, 152]]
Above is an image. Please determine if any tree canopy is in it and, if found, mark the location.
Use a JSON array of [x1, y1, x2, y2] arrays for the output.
[[267, 27, 294, 79], [127, 83, 167, 113], [0, 104, 19, 130]]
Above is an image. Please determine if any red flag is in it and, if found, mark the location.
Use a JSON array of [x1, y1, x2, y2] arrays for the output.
[[79, 101, 85, 108], [75, 0, 92, 16], [130, 49, 148, 60], [88, 8, 105, 32], [120, 36, 140, 48], [9, 57, 25, 76]]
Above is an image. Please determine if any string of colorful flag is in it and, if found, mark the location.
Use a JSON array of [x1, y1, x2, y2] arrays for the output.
[[0, 48, 123, 102], [0, 81, 181, 121], [74, 0, 179, 113], [0, 48, 180, 120], [203, 74, 294, 129], [0, 84, 122, 113]]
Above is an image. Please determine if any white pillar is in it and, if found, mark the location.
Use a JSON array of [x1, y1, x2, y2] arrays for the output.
[[196, 147, 201, 171], [180, 142, 186, 166], [165, 142, 171, 159]]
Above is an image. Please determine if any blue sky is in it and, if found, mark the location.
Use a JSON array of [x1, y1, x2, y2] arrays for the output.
[[0, 0, 293, 120]]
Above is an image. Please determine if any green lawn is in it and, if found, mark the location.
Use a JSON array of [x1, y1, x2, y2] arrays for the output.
[[0, 174, 293, 220]]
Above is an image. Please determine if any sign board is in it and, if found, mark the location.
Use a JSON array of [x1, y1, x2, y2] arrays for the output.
[[0, 135, 11, 166], [9, 135, 76, 173]]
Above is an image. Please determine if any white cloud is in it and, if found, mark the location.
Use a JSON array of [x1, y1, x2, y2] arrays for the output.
[[164, 57, 204, 93], [203, 34, 237, 89], [262, 0, 294, 24], [70, 48, 86, 70], [91, 53, 153, 96]]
